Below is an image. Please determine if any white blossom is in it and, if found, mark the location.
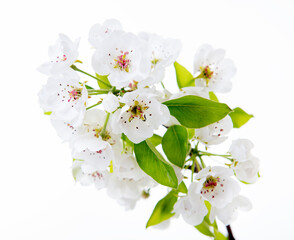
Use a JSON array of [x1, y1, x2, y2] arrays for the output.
[[106, 173, 146, 210], [194, 166, 240, 208], [72, 160, 109, 190], [102, 93, 120, 113], [193, 44, 236, 93], [137, 32, 182, 88], [111, 89, 170, 143], [173, 182, 208, 226], [209, 195, 252, 225], [195, 115, 233, 145], [38, 34, 79, 75], [103, 145, 155, 209], [229, 139, 260, 183], [88, 19, 123, 48], [70, 109, 121, 172], [38, 71, 87, 127], [50, 119, 78, 142], [229, 139, 254, 162], [92, 31, 151, 88]]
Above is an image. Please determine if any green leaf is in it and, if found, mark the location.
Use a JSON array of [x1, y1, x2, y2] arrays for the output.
[[229, 107, 254, 128], [195, 221, 215, 237], [209, 91, 219, 102], [187, 128, 195, 139], [96, 73, 111, 89], [174, 61, 195, 89], [85, 84, 94, 90], [177, 181, 188, 194], [214, 228, 228, 240], [134, 140, 178, 188], [148, 134, 162, 147], [163, 95, 232, 128], [162, 125, 188, 168], [146, 190, 178, 228]]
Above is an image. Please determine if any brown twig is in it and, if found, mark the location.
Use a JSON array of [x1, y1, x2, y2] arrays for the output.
[[226, 225, 235, 240]]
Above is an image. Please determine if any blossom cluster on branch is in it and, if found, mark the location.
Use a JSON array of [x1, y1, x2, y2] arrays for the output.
[[38, 19, 259, 239]]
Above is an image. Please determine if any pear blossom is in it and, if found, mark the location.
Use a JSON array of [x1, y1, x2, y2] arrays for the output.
[[194, 166, 240, 208], [137, 33, 182, 88], [70, 109, 121, 172], [111, 89, 170, 143], [229, 139, 260, 183], [102, 92, 120, 113], [88, 19, 123, 48], [173, 183, 208, 226], [72, 160, 109, 190], [38, 71, 88, 127], [103, 145, 155, 209], [229, 139, 254, 162], [38, 34, 79, 75], [193, 44, 236, 93], [233, 157, 260, 183], [92, 31, 151, 88], [50, 119, 78, 142], [209, 195, 252, 225], [106, 174, 146, 210], [194, 115, 233, 145]]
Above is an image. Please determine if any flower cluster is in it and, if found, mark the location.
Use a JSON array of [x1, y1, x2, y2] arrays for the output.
[[38, 19, 259, 238]]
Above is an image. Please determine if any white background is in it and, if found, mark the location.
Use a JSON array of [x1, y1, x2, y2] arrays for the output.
[[1, 0, 294, 239]]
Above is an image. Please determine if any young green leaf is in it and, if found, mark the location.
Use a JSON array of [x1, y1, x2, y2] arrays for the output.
[[187, 128, 195, 139], [148, 134, 162, 147], [146, 190, 178, 228], [229, 107, 254, 128], [162, 125, 188, 168], [195, 221, 215, 237], [209, 91, 219, 102], [134, 140, 178, 188], [85, 84, 94, 90], [214, 228, 228, 240], [163, 95, 232, 128], [177, 181, 188, 194], [174, 61, 195, 89], [96, 73, 112, 89]]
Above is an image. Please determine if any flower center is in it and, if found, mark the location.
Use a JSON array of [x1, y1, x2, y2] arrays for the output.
[[197, 66, 214, 86], [93, 128, 115, 144], [203, 175, 220, 190], [114, 51, 130, 72], [90, 171, 103, 180], [151, 57, 160, 69], [55, 54, 67, 63], [68, 88, 82, 102], [128, 100, 149, 122]]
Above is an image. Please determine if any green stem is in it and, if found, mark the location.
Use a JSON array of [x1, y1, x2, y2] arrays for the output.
[[199, 151, 232, 159], [191, 158, 196, 182], [198, 155, 206, 168], [88, 89, 112, 95], [71, 65, 112, 88], [100, 112, 110, 140], [86, 102, 102, 110]]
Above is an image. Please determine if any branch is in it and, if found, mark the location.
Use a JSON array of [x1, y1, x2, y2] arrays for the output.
[[226, 225, 235, 240]]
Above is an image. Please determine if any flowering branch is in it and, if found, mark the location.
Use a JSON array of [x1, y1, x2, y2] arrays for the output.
[[38, 19, 259, 240]]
